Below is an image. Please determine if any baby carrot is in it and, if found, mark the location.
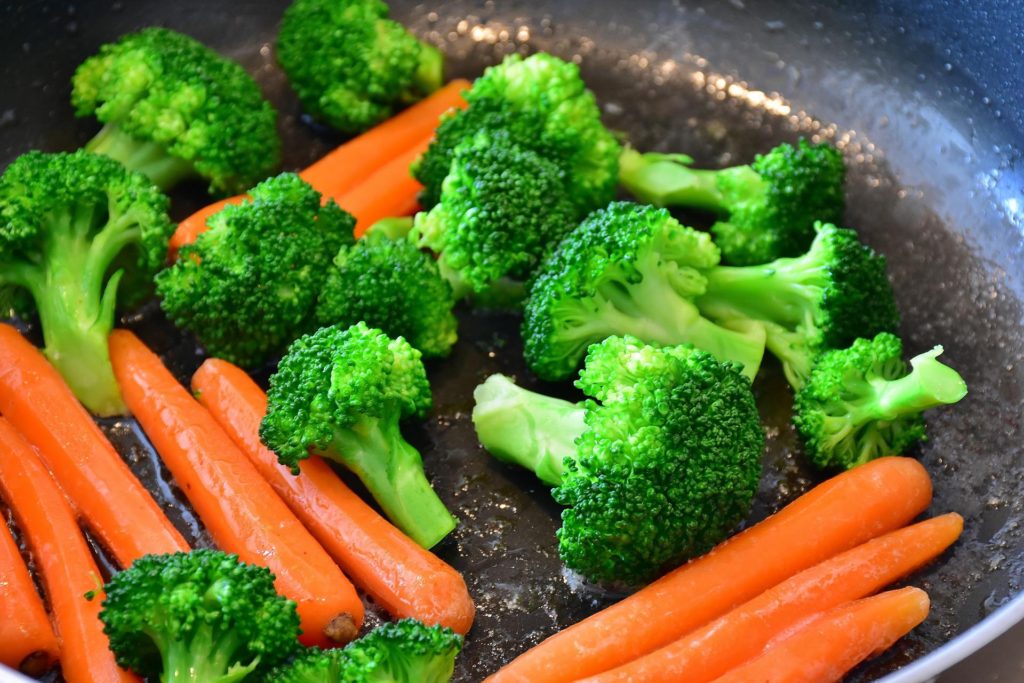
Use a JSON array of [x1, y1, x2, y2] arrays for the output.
[[108, 330, 364, 647], [0, 323, 188, 567], [343, 134, 431, 237], [486, 456, 933, 683], [0, 518, 59, 676]]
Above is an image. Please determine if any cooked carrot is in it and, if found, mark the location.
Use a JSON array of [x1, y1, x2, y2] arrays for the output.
[[343, 134, 431, 237], [486, 456, 933, 683], [0, 418, 138, 683], [0, 323, 188, 567], [0, 517, 59, 676], [586, 513, 963, 683], [709, 587, 931, 683], [108, 330, 364, 648], [191, 358, 475, 634]]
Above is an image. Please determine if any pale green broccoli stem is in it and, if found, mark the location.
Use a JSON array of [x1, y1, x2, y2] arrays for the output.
[[87, 124, 195, 190], [618, 148, 764, 211], [365, 216, 414, 242], [472, 374, 585, 487], [161, 619, 258, 683], [853, 347, 967, 424], [698, 257, 826, 328], [410, 42, 444, 97]]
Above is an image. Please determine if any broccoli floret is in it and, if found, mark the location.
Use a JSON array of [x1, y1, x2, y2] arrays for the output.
[[411, 131, 577, 299], [0, 150, 173, 416], [695, 222, 899, 388], [618, 140, 845, 265], [473, 336, 763, 584], [793, 333, 967, 470], [315, 229, 457, 358], [522, 201, 766, 382], [99, 550, 300, 682], [277, 0, 443, 134], [413, 53, 620, 213], [271, 619, 463, 683], [72, 27, 280, 195], [156, 173, 354, 367], [260, 322, 457, 548]]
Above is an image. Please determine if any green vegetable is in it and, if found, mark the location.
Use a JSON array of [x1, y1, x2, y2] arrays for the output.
[[472, 335, 763, 584], [72, 27, 280, 194], [0, 150, 173, 416]]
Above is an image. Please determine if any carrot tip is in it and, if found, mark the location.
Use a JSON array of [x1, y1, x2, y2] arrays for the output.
[[324, 613, 360, 645]]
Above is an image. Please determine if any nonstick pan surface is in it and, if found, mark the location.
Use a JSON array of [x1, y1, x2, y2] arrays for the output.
[[2, 1, 1024, 681]]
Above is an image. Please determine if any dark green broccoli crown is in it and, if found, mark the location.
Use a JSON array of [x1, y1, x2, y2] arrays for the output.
[[714, 140, 845, 265], [156, 173, 354, 367], [277, 0, 443, 134], [260, 322, 431, 471], [555, 336, 763, 585], [413, 52, 620, 212], [100, 550, 300, 679], [72, 27, 280, 195], [411, 131, 577, 294], [315, 231, 457, 357]]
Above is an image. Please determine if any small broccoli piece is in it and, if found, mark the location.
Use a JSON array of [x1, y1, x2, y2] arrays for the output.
[[793, 333, 967, 470], [522, 201, 766, 382], [618, 140, 845, 264], [72, 27, 280, 195], [695, 222, 899, 388], [156, 173, 354, 367], [473, 336, 763, 584], [0, 150, 173, 416], [411, 131, 577, 299], [260, 322, 457, 548], [271, 619, 463, 683], [413, 52, 620, 213], [277, 0, 443, 134], [99, 550, 300, 682]]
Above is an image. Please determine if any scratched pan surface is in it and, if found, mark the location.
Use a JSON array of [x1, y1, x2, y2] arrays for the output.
[[2, 1, 1024, 681]]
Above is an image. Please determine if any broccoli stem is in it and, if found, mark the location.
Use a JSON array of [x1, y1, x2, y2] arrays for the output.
[[161, 620, 257, 683], [618, 149, 765, 211], [411, 42, 444, 97], [472, 374, 585, 487], [855, 347, 968, 423], [87, 124, 195, 190], [697, 257, 826, 330], [364, 216, 414, 242]]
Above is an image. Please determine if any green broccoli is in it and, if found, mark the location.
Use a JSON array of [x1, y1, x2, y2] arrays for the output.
[[411, 131, 578, 300], [72, 27, 280, 195], [413, 52, 620, 213], [522, 201, 766, 382], [473, 335, 763, 584], [695, 222, 899, 388], [277, 0, 443, 134], [618, 140, 845, 265], [271, 619, 463, 683], [0, 150, 173, 416], [156, 173, 354, 367], [260, 322, 457, 548], [793, 333, 967, 470], [99, 549, 300, 682]]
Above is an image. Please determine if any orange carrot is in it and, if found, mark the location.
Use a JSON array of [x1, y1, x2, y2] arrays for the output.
[[108, 330, 364, 647], [486, 457, 933, 683], [191, 358, 475, 634], [709, 587, 931, 683], [0, 323, 188, 567], [0, 517, 59, 676], [0, 418, 138, 683], [586, 513, 963, 683], [339, 133, 431, 237]]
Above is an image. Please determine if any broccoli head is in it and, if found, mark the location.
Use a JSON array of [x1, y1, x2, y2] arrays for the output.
[[522, 201, 767, 382], [72, 27, 280, 195], [277, 0, 444, 134], [618, 140, 845, 264], [260, 322, 457, 548], [99, 549, 300, 682], [413, 52, 620, 213], [793, 332, 967, 470], [0, 150, 173, 416], [473, 335, 764, 584], [156, 173, 354, 367]]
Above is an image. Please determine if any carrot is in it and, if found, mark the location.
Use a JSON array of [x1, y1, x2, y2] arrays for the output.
[[191, 358, 475, 634], [168, 195, 242, 254], [343, 134, 432, 238], [108, 330, 364, 648], [0, 517, 59, 676], [0, 323, 188, 567], [709, 587, 931, 683], [0, 418, 138, 683], [486, 456, 933, 683], [585, 513, 963, 683]]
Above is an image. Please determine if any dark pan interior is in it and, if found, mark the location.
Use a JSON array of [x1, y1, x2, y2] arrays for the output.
[[2, 1, 1024, 681]]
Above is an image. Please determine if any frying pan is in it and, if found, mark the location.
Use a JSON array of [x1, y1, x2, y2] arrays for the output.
[[2, 1, 1023, 681]]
